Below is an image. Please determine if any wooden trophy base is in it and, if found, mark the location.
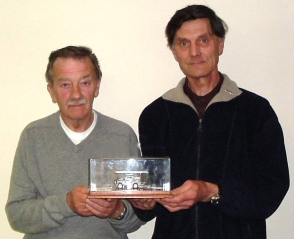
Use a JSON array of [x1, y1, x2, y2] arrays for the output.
[[88, 190, 173, 199]]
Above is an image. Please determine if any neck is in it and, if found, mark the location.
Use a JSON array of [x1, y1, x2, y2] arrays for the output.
[[187, 72, 220, 96], [61, 112, 94, 132]]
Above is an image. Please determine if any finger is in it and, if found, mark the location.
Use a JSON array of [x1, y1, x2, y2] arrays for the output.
[[80, 186, 90, 194], [132, 202, 153, 210], [87, 198, 119, 217], [86, 203, 104, 217], [162, 204, 188, 212], [106, 198, 117, 202], [86, 201, 110, 217]]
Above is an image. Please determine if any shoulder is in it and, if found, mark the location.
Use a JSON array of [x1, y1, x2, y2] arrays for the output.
[[237, 89, 280, 127], [142, 97, 165, 113], [139, 97, 168, 121], [239, 88, 272, 110], [240, 88, 267, 100], [95, 111, 136, 136], [23, 111, 59, 133]]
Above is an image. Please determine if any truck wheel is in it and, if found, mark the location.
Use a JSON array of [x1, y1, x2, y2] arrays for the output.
[[133, 183, 138, 189], [117, 183, 123, 189]]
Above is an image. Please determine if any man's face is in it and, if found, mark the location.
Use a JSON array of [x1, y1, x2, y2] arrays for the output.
[[171, 18, 224, 80], [47, 57, 100, 128]]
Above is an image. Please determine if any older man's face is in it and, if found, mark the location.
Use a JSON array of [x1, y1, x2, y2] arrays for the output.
[[171, 18, 224, 81], [47, 57, 100, 131]]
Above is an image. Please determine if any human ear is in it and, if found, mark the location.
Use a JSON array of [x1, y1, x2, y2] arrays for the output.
[[47, 84, 57, 103], [218, 38, 225, 55], [94, 80, 101, 98], [171, 47, 179, 62]]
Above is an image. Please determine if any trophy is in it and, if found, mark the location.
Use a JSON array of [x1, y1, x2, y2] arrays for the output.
[[88, 157, 172, 198]]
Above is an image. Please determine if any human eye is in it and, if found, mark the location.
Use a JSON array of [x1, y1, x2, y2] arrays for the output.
[[174, 39, 190, 51], [81, 80, 91, 87], [181, 41, 187, 46], [61, 82, 70, 88], [199, 38, 208, 44], [180, 40, 189, 47], [58, 79, 71, 88]]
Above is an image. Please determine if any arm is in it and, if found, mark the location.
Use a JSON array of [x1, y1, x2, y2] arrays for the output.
[[5, 132, 76, 233], [107, 200, 146, 233], [6, 135, 144, 235], [160, 101, 290, 220], [216, 111, 290, 220]]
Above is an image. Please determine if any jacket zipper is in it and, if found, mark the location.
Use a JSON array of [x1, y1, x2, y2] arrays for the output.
[[197, 118, 202, 179], [195, 118, 203, 239]]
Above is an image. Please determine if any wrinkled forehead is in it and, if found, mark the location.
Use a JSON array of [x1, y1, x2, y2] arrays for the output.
[[51, 57, 97, 80], [175, 19, 214, 39]]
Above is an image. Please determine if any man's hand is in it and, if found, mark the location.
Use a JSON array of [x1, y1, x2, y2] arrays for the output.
[[67, 185, 93, 217], [156, 180, 218, 212], [67, 185, 126, 219], [129, 198, 157, 210], [86, 197, 123, 219]]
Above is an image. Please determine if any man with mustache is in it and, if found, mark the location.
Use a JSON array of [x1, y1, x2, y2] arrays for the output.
[[130, 4, 289, 239], [6, 46, 144, 238]]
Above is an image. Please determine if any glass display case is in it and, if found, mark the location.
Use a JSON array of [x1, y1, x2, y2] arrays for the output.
[[88, 157, 172, 198]]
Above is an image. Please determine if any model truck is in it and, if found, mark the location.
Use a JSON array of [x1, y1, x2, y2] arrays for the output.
[[114, 171, 149, 190]]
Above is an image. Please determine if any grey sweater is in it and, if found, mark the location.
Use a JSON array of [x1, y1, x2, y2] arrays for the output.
[[6, 111, 144, 239]]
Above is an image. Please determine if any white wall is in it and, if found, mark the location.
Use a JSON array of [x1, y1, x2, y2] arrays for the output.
[[1, 1, 293, 238]]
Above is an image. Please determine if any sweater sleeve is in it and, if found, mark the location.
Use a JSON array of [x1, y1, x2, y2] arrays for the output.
[[5, 130, 76, 234], [108, 200, 146, 233]]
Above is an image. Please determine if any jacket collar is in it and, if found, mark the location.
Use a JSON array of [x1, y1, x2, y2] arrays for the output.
[[162, 73, 242, 111]]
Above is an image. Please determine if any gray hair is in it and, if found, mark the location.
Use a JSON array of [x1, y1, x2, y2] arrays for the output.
[[45, 46, 102, 84]]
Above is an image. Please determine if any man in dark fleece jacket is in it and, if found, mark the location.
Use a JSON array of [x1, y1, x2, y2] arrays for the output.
[[130, 5, 289, 239]]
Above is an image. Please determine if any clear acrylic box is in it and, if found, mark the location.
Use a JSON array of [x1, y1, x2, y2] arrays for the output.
[[88, 157, 171, 198]]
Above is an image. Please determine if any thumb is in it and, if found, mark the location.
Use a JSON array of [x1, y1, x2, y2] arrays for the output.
[[75, 185, 90, 194]]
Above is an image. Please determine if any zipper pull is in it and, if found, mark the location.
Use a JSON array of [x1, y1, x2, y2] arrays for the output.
[[198, 119, 203, 132]]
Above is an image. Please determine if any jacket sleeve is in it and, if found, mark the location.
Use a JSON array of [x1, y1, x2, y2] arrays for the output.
[[5, 131, 76, 234], [216, 98, 290, 220]]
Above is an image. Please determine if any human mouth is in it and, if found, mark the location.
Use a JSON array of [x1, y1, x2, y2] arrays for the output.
[[189, 60, 204, 65]]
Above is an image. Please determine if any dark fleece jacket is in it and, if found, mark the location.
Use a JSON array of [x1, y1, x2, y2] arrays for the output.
[[134, 74, 289, 239]]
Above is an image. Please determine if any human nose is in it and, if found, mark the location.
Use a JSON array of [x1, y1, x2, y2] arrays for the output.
[[71, 84, 82, 99], [189, 43, 200, 56]]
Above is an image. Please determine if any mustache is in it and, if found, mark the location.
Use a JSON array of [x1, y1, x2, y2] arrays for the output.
[[67, 98, 87, 106]]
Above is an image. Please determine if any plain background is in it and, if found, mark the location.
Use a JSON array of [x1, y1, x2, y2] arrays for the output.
[[1, 1, 293, 238]]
